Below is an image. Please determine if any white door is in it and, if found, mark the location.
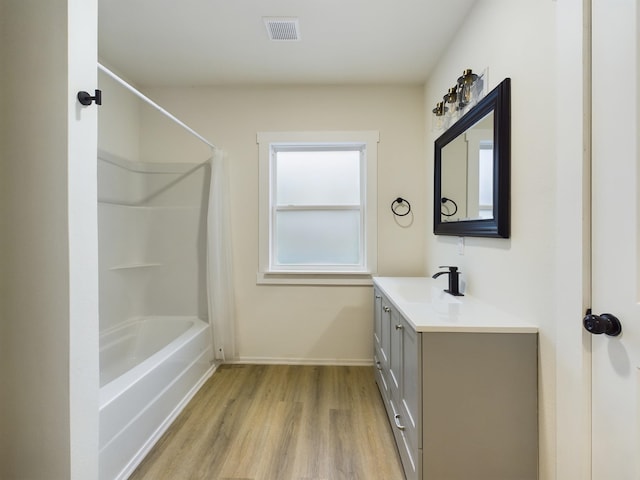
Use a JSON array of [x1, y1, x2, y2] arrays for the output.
[[591, 0, 640, 478]]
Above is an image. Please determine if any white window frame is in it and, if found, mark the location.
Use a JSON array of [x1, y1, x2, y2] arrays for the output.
[[257, 131, 379, 285]]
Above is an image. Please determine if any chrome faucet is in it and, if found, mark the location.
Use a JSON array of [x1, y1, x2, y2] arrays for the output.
[[432, 266, 464, 296]]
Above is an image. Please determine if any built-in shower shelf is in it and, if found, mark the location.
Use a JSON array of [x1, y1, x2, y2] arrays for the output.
[[109, 263, 162, 271]]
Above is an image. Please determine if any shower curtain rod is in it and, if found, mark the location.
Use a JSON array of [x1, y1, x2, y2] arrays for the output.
[[97, 63, 217, 150]]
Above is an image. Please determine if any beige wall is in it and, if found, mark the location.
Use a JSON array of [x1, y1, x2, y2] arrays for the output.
[[0, 0, 99, 478], [1, 1, 72, 477], [424, 1, 557, 478], [142, 85, 427, 363]]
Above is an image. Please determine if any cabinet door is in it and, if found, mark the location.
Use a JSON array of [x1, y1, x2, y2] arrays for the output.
[[373, 288, 382, 350], [380, 296, 392, 368], [390, 313, 421, 480], [399, 316, 421, 479], [400, 317, 420, 440], [374, 347, 391, 404], [389, 307, 403, 393]]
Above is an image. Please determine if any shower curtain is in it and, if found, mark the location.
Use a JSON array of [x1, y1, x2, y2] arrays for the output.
[[207, 148, 236, 361]]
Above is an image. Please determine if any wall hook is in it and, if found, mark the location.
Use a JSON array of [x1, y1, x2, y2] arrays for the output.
[[77, 89, 102, 106]]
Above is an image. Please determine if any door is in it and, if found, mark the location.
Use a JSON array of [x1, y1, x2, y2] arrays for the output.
[[591, 0, 639, 478]]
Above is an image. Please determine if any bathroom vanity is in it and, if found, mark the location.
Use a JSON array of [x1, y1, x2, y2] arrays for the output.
[[373, 277, 538, 480]]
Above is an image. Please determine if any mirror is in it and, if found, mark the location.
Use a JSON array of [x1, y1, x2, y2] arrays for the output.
[[434, 78, 510, 238]]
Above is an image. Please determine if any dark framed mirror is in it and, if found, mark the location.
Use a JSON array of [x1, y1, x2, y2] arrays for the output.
[[434, 78, 510, 238]]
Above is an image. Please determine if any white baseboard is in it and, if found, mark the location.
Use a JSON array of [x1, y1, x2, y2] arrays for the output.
[[228, 356, 374, 366]]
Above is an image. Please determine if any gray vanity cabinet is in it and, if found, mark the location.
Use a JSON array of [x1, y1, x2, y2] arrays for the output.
[[372, 278, 538, 480], [373, 287, 421, 480]]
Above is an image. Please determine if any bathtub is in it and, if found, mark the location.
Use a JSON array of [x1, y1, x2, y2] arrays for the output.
[[99, 316, 214, 480]]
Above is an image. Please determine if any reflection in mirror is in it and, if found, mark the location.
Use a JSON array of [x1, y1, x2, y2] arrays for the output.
[[440, 112, 494, 222], [434, 78, 510, 238]]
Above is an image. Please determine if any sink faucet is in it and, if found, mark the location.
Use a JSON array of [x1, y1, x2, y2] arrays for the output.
[[432, 266, 464, 296]]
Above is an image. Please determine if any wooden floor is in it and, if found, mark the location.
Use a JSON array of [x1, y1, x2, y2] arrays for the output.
[[129, 364, 405, 480]]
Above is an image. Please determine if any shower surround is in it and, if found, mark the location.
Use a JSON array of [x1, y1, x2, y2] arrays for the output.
[[97, 153, 214, 480]]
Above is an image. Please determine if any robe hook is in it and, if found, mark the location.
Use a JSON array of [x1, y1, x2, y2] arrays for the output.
[[77, 89, 102, 106]]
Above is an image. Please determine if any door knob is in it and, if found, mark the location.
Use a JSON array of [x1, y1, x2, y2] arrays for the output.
[[583, 309, 622, 336]]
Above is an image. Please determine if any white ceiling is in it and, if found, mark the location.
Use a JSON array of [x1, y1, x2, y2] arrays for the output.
[[98, 0, 478, 87]]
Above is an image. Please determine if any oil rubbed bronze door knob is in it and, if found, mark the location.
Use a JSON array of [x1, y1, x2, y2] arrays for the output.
[[583, 309, 622, 336]]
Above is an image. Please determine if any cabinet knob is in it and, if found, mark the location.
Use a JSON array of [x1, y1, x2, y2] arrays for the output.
[[395, 324, 403, 330], [383, 306, 391, 313], [375, 295, 381, 299]]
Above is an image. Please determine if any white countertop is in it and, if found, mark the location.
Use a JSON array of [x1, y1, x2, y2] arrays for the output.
[[373, 276, 538, 334]]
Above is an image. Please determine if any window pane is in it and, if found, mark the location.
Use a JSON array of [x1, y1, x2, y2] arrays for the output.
[[478, 146, 494, 206], [275, 210, 361, 265], [276, 150, 361, 205]]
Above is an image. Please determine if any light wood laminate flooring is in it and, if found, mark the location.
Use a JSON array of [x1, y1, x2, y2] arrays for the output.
[[129, 364, 405, 480]]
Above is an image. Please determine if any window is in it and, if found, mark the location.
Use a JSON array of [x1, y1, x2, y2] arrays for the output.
[[257, 131, 379, 284], [477, 143, 494, 219]]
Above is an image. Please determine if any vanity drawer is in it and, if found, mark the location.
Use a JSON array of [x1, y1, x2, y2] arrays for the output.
[[398, 396, 420, 478], [389, 397, 420, 480]]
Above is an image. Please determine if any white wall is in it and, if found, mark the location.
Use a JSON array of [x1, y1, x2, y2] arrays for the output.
[[0, 0, 99, 478], [141, 85, 427, 363], [423, 1, 557, 478]]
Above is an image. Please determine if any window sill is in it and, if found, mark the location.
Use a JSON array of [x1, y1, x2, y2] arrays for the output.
[[256, 271, 374, 286]]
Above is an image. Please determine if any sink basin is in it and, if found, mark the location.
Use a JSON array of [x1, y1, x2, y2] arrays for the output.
[[396, 285, 462, 304]]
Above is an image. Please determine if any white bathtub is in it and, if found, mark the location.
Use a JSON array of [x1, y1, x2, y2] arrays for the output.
[[99, 316, 214, 480]]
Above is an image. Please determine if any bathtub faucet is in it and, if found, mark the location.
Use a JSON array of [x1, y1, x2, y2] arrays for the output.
[[432, 266, 464, 296]]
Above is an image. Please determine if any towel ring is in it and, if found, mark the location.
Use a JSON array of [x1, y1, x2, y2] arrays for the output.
[[391, 197, 411, 217], [441, 197, 458, 217]]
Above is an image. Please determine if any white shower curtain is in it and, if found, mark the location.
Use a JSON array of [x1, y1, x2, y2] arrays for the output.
[[207, 148, 236, 361]]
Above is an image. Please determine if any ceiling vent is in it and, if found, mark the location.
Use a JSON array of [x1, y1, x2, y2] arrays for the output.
[[264, 17, 301, 41]]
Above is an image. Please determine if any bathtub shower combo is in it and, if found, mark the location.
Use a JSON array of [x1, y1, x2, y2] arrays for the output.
[[97, 65, 230, 480]]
